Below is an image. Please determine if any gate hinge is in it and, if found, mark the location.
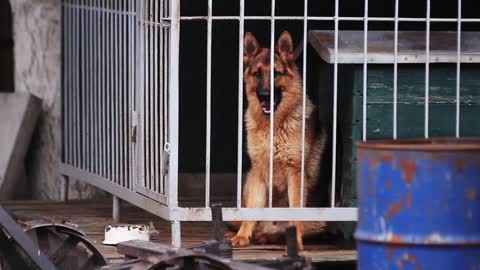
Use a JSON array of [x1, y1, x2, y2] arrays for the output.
[[131, 111, 138, 143], [162, 143, 170, 176]]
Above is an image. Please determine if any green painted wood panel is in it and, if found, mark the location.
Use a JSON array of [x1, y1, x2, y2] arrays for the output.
[[313, 61, 480, 211], [352, 64, 480, 140], [350, 64, 480, 207]]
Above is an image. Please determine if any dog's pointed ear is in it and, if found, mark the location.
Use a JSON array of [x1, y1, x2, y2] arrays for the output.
[[276, 31, 294, 63], [244, 32, 260, 65]]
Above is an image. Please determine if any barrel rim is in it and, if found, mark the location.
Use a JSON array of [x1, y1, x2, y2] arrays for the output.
[[357, 137, 480, 151]]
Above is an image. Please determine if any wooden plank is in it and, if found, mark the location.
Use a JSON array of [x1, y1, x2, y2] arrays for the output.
[[308, 30, 480, 64], [1, 200, 356, 264]]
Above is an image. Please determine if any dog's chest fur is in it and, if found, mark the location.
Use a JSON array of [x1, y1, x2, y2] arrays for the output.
[[245, 100, 317, 195]]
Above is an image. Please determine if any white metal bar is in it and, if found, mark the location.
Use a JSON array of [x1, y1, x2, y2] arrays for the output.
[[74, 1, 79, 167], [154, 0, 159, 193], [93, 0, 99, 174], [118, 0, 124, 186], [135, 185, 168, 204], [128, 0, 134, 189], [117, 0, 122, 185], [331, 0, 339, 208], [236, 0, 245, 208], [113, 196, 121, 222], [268, 0, 275, 209], [170, 207, 358, 222], [106, 2, 113, 180], [148, 0, 154, 190], [120, 0, 126, 187], [115, 1, 121, 184], [424, 0, 431, 138], [101, 0, 106, 177], [159, 0, 165, 195], [63, 1, 69, 164], [205, 0, 213, 208], [93, 1, 103, 174], [177, 15, 480, 22], [163, 0, 169, 195], [168, 0, 181, 208], [164, 0, 170, 142], [87, 0, 92, 172], [171, 221, 181, 248], [393, 0, 399, 139], [300, 0, 308, 207], [111, 1, 117, 183], [137, 0, 145, 189], [65, 1, 71, 165], [362, 0, 368, 142], [59, 163, 172, 220], [456, 0, 462, 138], [81, 0, 86, 170]]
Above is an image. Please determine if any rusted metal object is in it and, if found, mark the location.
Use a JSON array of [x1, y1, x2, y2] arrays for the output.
[[22, 220, 108, 270], [0, 213, 108, 270], [355, 138, 480, 269], [108, 240, 272, 270]]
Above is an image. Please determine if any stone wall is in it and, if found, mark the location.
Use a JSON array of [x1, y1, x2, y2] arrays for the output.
[[10, 0, 106, 200]]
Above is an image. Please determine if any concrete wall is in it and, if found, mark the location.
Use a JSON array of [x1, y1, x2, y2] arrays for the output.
[[10, 0, 106, 200]]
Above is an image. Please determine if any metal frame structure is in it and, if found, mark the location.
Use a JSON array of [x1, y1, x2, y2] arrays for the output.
[[61, 0, 472, 248]]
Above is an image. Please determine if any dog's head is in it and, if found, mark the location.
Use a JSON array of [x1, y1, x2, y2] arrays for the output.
[[243, 31, 300, 115]]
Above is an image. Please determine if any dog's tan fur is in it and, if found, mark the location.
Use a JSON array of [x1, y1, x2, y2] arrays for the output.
[[230, 31, 327, 250]]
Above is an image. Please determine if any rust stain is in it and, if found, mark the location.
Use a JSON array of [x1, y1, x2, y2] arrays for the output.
[[467, 189, 477, 200], [389, 234, 405, 244], [368, 186, 375, 196], [382, 155, 394, 163], [386, 203, 403, 220], [443, 204, 450, 209], [399, 158, 417, 185], [370, 159, 381, 170], [405, 254, 417, 262], [385, 179, 392, 190], [398, 253, 420, 270], [386, 249, 393, 260], [406, 192, 412, 208]]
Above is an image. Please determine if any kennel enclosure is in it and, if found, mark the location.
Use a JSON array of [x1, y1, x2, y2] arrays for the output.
[[60, 0, 480, 248]]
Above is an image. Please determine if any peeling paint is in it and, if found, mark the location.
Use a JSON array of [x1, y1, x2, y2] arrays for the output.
[[467, 189, 477, 200], [386, 248, 393, 260], [406, 192, 412, 208], [382, 155, 394, 163], [386, 203, 403, 220], [399, 158, 416, 185]]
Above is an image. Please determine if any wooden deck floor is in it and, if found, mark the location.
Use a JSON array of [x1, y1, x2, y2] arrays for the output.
[[0, 199, 356, 264]]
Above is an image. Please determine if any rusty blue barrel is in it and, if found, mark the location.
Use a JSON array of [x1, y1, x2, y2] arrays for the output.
[[355, 138, 480, 270]]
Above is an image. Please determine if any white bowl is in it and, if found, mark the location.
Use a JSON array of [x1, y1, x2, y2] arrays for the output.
[[103, 224, 150, 245]]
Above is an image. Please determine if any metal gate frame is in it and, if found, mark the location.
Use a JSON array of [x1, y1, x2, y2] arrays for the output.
[[61, 0, 472, 248]]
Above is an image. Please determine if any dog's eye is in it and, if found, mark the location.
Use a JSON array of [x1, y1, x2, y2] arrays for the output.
[[252, 70, 262, 79], [274, 71, 282, 78]]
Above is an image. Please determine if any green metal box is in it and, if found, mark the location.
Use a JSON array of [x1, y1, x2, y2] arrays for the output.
[[307, 31, 480, 208]]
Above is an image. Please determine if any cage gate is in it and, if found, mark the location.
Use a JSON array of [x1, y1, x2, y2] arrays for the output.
[[61, 0, 480, 249]]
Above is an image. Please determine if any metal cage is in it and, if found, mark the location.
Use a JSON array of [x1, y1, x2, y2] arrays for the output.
[[61, 0, 479, 248]]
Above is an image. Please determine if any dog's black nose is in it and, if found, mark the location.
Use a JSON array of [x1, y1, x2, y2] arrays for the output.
[[256, 89, 270, 100]]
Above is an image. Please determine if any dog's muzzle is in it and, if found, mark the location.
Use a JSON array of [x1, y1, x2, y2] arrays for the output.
[[256, 88, 282, 115]]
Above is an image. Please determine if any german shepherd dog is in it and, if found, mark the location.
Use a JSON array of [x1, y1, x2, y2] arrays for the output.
[[229, 31, 327, 250]]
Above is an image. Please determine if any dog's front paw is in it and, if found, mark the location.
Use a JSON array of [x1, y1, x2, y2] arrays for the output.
[[297, 237, 304, 251], [231, 234, 251, 247]]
